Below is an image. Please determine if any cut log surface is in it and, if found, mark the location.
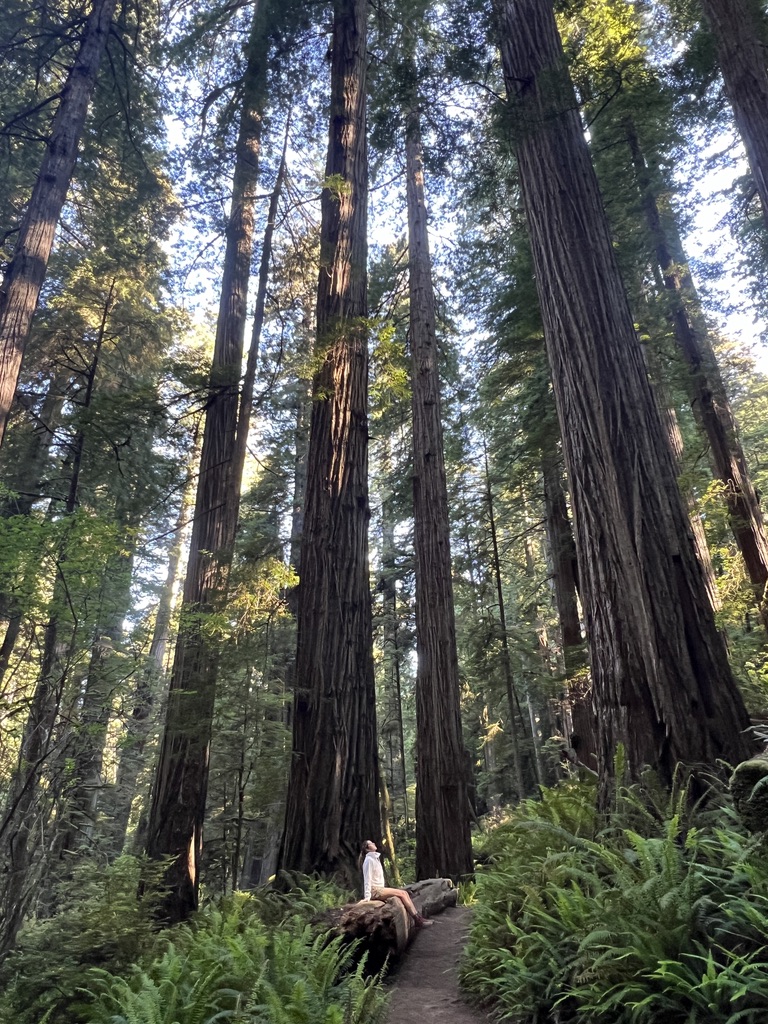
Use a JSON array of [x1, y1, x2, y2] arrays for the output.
[[323, 877, 458, 970], [407, 877, 459, 918]]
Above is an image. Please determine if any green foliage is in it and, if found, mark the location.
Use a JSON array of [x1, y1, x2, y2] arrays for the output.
[[84, 896, 388, 1024], [461, 779, 768, 1023], [0, 856, 168, 1024], [0, 875, 386, 1024], [244, 874, 353, 927], [457, 880, 477, 906]]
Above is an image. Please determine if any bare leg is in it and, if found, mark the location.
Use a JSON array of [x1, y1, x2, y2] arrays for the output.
[[374, 886, 432, 924]]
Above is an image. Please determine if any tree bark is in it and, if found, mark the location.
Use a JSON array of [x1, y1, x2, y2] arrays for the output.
[[698, 0, 768, 228], [278, 0, 379, 885], [541, 453, 599, 772], [231, 115, 290, 492], [657, 398, 721, 611], [0, 0, 118, 445], [406, 105, 473, 879], [626, 120, 768, 628], [379, 458, 410, 830], [541, 452, 584, 670], [495, 0, 752, 795], [484, 444, 527, 799], [106, 441, 199, 855], [144, 3, 269, 922]]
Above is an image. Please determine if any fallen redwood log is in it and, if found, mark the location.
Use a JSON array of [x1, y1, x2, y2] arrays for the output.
[[320, 877, 458, 971]]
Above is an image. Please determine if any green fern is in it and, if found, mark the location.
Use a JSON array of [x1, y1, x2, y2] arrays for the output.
[[462, 777, 768, 1024], [82, 894, 388, 1024]]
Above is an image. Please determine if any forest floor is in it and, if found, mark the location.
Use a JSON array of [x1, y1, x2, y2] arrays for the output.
[[383, 905, 487, 1024]]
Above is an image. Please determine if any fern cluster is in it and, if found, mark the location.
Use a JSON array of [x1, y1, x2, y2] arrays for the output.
[[84, 897, 387, 1024], [461, 778, 768, 1023], [82, 888, 391, 1024], [0, 855, 167, 1024], [0, 864, 387, 1024]]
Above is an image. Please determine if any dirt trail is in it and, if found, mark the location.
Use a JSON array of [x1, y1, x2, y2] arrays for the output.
[[384, 906, 486, 1024]]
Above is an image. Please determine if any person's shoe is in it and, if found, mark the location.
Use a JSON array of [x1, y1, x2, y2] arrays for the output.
[[415, 914, 433, 927]]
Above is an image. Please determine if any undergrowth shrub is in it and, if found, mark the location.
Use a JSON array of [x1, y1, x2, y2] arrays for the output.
[[0, 864, 386, 1024], [461, 777, 768, 1023], [0, 854, 166, 1024], [84, 899, 387, 1024]]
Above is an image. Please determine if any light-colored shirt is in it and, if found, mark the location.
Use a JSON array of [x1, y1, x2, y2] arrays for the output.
[[362, 851, 385, 900]]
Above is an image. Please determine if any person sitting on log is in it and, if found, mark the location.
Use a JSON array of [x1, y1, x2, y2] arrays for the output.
[[359, 839, 433, 927]]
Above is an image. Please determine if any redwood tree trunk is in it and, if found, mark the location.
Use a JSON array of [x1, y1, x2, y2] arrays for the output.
[[699, 0, 768, 228], [380, 462, 410, 830], [657, 398, 720, 611], [484, 446, 527, 800], [278, 0, 379, 884], [0, 0, 118, 444], [144, 4, 269, 922], [541, 453, 599, 771], [406, 108, 473, 879], [541, 452, 583, 670], [495, 0, 752, 794], [626, 121, 768, 629]]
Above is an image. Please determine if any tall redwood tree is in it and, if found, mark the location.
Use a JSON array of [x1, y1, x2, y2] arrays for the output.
[[145, 1, 271, 921], [406, 102, 473, 880], [0, 0, 118, 445], [625, 121, 768, 631], [278, 0, 379, 884], [495, 0, 752, 792], [698, 0, 768, 229]]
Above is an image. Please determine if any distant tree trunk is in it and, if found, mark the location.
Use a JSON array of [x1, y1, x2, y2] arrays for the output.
[[53, 517, 136, 858], [106, 444, 198, 856], [0, 297, 109, 953], [626, 120, 768, 628], [541, 454, 599, 771], [379, 508, 398, 794], [278, 0, 379, 885], [145, 3, 270, 923], [380, 488, 410, 831], [541, 452, 584, 672], [698, 0, 768, 227], [379, 773, 402, 886], [406, 104, 473, 880], [231, 116, 289, 491], [522, 523, 553, 784], [0, 0, 118, 445], [483, 445, 527, 798], [495, 0, 752, 795], [0, 376, 68, 686]]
